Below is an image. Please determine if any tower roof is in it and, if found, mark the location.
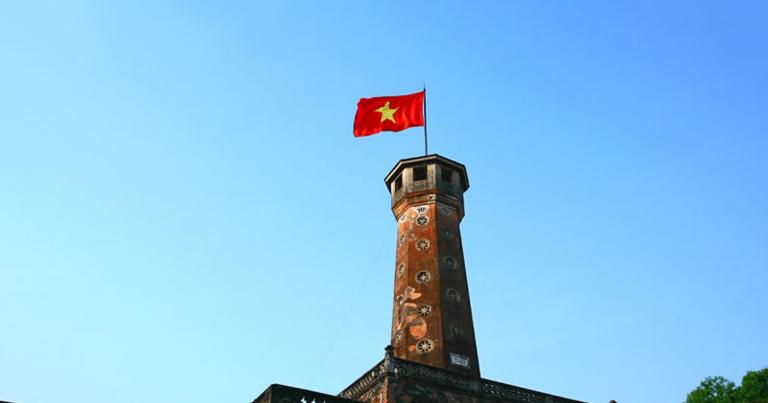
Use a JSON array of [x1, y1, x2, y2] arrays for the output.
[[384, 154, 470, 192]]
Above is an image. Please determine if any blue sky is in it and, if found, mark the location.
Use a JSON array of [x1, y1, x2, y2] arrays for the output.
[[1, 2, 766, 402]]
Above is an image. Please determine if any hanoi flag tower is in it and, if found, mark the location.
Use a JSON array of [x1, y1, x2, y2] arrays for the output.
[[252, 154, 586, 403], [384, 155, 480, 378]]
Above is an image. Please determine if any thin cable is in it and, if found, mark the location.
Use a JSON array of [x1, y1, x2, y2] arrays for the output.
[[306, 231, 392, 388]]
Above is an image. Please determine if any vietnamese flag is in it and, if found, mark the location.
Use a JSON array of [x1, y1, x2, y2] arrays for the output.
[[353, 91, 425, 137]]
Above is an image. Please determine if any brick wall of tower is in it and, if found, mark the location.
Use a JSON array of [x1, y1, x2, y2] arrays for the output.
[[434, 202, 480, 378], [386, 156, 480, 379], [391, 200, 445, 369]]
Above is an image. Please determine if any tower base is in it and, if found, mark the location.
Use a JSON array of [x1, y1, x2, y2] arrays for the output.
[[252, 347, 585, 403]]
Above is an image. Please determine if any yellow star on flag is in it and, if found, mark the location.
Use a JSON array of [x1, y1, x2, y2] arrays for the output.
[[375, 101, 398, 123]]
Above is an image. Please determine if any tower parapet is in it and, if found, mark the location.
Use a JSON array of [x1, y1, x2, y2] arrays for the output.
[[385, 154, 470, 221]]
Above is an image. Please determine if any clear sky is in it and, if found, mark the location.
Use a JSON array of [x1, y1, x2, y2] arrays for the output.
[[1, 2, 766, 403]]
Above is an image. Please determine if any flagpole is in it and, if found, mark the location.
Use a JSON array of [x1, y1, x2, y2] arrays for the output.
[[423, 83, 428, 156]]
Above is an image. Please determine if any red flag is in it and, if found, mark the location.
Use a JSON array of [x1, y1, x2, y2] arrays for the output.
[[353, 91, 424, 137]]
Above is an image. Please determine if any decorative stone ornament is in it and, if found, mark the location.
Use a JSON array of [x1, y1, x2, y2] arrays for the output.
[[394, 330, 403, 345], [451, 323, 464, 337], [415, 271, 431, 284], [446, 288, 460, 302], [416, 338, 434, 354], [441, 228, 454, 239]]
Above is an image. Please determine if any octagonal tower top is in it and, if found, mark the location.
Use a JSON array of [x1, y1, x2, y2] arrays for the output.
[[384, 154, 470, 221]]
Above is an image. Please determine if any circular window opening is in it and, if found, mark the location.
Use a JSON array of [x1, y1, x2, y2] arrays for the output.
[[443, 256, 457, 270], [416, 216, 429, 227], [416, 271, 431, 284], [446, 288, 460, 302], [416, 339, 434, 354], [416, 239, 430, 251], [441, 228, 454, 239], [397, 263, 406, 277], [418, 304, 432, 316], [451, 324, 464, 337]]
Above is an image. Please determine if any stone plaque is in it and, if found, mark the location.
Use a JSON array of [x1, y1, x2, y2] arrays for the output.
[[449, 352, 470, 368]]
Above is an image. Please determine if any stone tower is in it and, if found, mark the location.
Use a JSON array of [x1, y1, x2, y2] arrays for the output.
[[384, 154, 480, 378], [253, 154, 586, 403]]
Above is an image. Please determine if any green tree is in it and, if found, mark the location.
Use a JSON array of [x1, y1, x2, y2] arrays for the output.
[[685, 376, 739, 403], [740, 369, 768, 403]]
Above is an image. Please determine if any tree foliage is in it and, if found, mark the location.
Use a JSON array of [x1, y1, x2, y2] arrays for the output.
[[685, 369, 768, 403], [740, 369, 768, 403], [686, 376, 739, 403]]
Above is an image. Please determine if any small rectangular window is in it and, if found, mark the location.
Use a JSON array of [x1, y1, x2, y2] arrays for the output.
[[442, 168, 454, 183], [395, 175, 403, 191], [413, 166, 427, 181]]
